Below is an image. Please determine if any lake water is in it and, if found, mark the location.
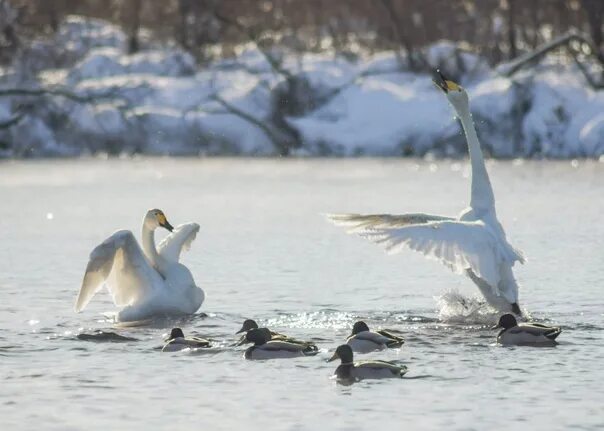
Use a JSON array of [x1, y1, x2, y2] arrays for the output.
[[1, 158, 603, 430]]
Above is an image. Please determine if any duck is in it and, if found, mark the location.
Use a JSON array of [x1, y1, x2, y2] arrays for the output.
[[235, 319, 312, 346], [492, 314, 561, 346], [162, 328, 211, 352], [75, 209, 205, 322], [327, 70, 526, 316], [243, 328, 319, 360], [346, 321, 405, 353], [329, 344, 408, 381]]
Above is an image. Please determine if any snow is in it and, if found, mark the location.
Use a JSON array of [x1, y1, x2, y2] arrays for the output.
[[1, 15, 603, 158]]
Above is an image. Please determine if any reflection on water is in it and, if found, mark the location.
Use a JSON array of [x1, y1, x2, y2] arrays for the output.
[[0, 158, 603, 430]]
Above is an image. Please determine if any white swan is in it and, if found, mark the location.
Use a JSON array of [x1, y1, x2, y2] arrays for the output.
[[327, 71, 524, 315], [75, 209, 205, 322]]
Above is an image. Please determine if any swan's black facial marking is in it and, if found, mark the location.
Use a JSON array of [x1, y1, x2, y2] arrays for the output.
[[156, 211, 174, 232], [432, 69, 462, 93]]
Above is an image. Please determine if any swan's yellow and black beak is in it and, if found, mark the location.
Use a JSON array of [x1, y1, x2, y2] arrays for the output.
[[157, 212, 174, 232], [432, 69, 461, 93], [327, 351, 339, 362]]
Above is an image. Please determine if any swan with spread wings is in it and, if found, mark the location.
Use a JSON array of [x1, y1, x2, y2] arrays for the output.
[[328, 72, 524, 315], [75, 209, 204, 322]]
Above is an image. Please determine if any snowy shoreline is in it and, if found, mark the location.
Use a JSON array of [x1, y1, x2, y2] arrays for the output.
[[1, 16, 603, 159]]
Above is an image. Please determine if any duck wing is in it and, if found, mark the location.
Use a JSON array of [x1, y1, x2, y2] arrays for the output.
[[158, 223, 200, 263], [516, 324, 562, 340], [75, 230, 163, 312], [262, 340, 318, 355], [354, 360, 408, 377], [377, 329, 405, 346]]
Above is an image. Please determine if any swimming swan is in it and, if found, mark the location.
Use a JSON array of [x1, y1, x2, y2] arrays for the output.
[[327, 71, 524, 315], [75, 209, 205, 322]]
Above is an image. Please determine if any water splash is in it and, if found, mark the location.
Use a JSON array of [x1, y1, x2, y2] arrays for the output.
[[435, 289, 499, 324]]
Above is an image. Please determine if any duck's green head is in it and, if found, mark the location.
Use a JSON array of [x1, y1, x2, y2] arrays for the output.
[[351, 321, 370, 335], [492, 314, 518, 330], [246, 328, 270, 345], [236, 319, 259, 334], [328, 344, 354, 364], [168, 328, 185, 340]]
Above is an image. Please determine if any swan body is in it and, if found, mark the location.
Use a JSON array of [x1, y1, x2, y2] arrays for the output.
[[327, 72, 524, 315], [346, 321, 404, 353], [243, 328, 319, 360], [329, 345, 408, 381], [493, 314, 561, 346], [75, 209, 204, 322], [162, 328, 211, 352]]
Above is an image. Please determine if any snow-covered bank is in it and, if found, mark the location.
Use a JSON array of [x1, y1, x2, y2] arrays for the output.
[[1, 16, 603, 158]]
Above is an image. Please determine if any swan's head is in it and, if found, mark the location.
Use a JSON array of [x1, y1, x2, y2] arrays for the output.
[[351, 321, 370, 335], [433, 69, 469, 112], [144, 209, 174, 232], [492, 314, 518, 330], [328, 344, 353, 364], [236, 319, 259, 334]]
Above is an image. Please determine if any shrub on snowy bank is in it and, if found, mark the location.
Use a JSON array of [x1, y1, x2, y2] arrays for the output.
[[1, 16, 603, 158]]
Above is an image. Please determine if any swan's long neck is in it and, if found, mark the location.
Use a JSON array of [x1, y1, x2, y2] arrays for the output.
[[141, 224, 163, 273], [456, 102, 495, 211]]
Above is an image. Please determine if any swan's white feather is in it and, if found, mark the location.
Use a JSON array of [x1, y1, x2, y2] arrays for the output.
[[158, 223, 200, 263], [359, 220, 509, 292], [326, 213, 454, 231], [75, 230, 162, 312]]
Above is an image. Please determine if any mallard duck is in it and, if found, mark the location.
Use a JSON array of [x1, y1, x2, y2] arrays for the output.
[[492, 314, 561, 346], [243, 328, 319, 360], [346, 321, 405, 353], [235, 319, 312, 346], [162, 328, 211, 352], [329, 344, 408, 381]]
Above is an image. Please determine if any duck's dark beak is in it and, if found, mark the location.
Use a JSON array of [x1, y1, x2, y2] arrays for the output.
[[490, 324, 501, 330], [327, 352, 339, 362], [235, 326, 246, 334]]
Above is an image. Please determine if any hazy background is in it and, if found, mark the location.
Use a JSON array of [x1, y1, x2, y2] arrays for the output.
[[0, 0, 603, 158]]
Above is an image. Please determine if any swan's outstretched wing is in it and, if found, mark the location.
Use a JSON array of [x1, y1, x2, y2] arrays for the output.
[[75, 230, 162, 312], [356, 220, 513, 292], [327, 213, 454, 231], [158, 223, 200, 263]]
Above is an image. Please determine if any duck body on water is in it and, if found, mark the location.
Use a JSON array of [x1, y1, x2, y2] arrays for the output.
[[493, 314, 562, 346], [346, 321, 405, 353], [243, 328, 319, 360], [162, 328, 211, 352], [329, 345, 408, 381]]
